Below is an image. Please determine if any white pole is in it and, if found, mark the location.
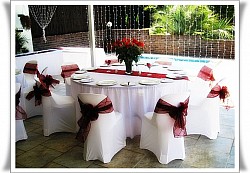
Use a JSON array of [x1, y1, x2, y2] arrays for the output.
[[88, 5, 96, 67]]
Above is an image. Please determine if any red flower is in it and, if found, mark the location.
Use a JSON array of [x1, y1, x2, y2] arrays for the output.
[[112, 37, 144, 63]]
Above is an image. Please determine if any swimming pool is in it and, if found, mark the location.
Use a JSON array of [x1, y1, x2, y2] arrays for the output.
[[140, 53, 210, 63], [139, 53, 215, 76]]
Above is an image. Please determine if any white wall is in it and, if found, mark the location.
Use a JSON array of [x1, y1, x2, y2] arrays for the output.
[[15, 5, 33, 52]]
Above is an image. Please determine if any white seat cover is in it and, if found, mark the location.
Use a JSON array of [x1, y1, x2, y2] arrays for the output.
[[78, 93, 126, 163], [20, 85, 43, 118], [15, 83, 28, 142], [186, 78, 220, 139], [22, 60, 38, 88], [140, 92, 190, 164], [42, 92, 76, 136]]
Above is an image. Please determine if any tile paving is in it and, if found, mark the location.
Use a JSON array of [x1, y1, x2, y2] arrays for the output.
[[15, 76, 236, 170]]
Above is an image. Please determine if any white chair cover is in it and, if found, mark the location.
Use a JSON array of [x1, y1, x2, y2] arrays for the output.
[[42, 92, 76, 136], [22, 60, 38, 88], [78, 93, 126, 163], [65, 77, 71, 96], [186, 78, 220, 139], [140, 92, 190, 164], [20, 85, 43, 118], [15, 83, 28, 142]]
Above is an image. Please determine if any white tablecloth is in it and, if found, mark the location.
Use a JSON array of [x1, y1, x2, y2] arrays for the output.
[[70, 67, 189, 138]]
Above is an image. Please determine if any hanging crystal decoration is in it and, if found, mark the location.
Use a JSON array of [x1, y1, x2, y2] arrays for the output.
[[29, 5, 57, 43]]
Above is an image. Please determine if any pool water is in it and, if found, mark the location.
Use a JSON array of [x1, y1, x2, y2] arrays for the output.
[[139, 54, 214, 76]]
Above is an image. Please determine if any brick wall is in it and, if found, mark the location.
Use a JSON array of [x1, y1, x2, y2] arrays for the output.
[[32, 29, 235, 59]]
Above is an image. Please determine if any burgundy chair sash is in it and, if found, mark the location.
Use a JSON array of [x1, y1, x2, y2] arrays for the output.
[[37, 71, 60, 89], [76, 97, 114, 143], [207, 84, 230, 102], [23, 63, 38, 74], [16, 87, 27, 120], [197, 65, 215, 81], [61, 64, 80, 78], [154, 97, 189, 137], [26, 83, 51, 106]]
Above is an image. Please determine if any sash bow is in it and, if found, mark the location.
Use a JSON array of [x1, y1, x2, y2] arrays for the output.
[[26, 83, 51, 106], [154, 97, 189, 137], [207, 84, 230, 102], [76, 97, 114, 143], [37, 72, 60, 89]]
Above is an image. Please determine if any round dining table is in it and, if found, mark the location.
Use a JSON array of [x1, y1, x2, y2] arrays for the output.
[[70, 64, 189, 138]]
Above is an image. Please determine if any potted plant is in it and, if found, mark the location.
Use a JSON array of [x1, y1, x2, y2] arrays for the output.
[[113, 38, 144, 74]]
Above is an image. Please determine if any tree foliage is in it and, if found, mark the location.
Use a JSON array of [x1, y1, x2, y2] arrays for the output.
[[145, 5, 234, 40]]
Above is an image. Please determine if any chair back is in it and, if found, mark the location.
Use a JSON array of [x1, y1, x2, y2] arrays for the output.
[[153, 92, 190, 131], [189, 78, 211, 106], [16, 83, 21, 95], [61, 63, 79, 79], [78, 93, 107, 107], [23, 60, 38, 74]]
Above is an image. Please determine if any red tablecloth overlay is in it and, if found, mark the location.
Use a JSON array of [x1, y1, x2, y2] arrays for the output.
[[87, 68, 189, 80]]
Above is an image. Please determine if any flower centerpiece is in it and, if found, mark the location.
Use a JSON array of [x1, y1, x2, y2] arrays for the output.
[[113, 38, 144, 74]]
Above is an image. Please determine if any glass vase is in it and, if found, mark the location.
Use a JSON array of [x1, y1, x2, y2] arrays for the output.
[[125, 60, 133, 74]]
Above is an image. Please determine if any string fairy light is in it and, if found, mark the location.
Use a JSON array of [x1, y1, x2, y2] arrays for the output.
[[193, 6, 198, 58], [210, 5, 214, 58], [230, 5, 235, 59], [223, 5, 229, 59], [217, 5, 222, 59]]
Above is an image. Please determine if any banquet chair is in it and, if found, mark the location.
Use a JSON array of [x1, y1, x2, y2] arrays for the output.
[[104, 59, 119, 65], [15, 83, 28, 142], [140, 92, 190, 164], [20, 85, 43, 118], [22, 60, 38, 88], [77, 93, 126, 163], [155, 57, 173, 66], [186, 78, 220, 139], [61, 62, 80, 96], [41, 84, 76, 136], [61, 62, 80, 83]]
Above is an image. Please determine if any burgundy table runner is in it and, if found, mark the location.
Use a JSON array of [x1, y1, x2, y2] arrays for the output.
[[88, 68, 189, 80]]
